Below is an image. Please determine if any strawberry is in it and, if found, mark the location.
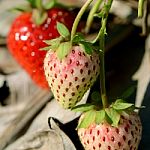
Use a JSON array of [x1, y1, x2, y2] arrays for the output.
[[73, 100, 142, 150], [44, 45, 100, 108], [7, 0, 76, 89], [78, 112, 142, 150]]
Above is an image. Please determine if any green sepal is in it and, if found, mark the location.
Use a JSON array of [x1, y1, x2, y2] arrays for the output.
[[35, 0, 43, 10], [77, 110, 96, 129], [32, 9, 48, 25], [112, 99, 134, 110], [41, 37, 63, 51], [9, 5, 32, 12], [72, 104, 95, 112], [57, 22, 70, 38], [26, 0, 37, 8], [80, 41, 93, 55], [43, 0, 56, 10], [72, 33, 85, 44], [26, 0, 43, 9], [56, 41, 71, 59], [40, 46, 52, 51], [44, 37, 63, 45], [40, 45, 59, 51], [95, 110, 105, 124], [105, 108, 120, 127]]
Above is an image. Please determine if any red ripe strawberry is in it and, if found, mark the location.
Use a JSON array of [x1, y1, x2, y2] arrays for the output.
[[7, 6, 76, 89], [44, 45, 100, 108], [78, 112, 142, 150]]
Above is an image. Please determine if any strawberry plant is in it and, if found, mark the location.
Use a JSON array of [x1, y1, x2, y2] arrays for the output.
[[42, 0, 145, 149], [7, 0, 77, 89]]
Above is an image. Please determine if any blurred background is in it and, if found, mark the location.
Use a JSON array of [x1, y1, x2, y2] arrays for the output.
[[0, 0, 150, 149]]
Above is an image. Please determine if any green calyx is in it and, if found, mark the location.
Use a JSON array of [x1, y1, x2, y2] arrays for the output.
[[11, 0, 70, 25], [41, 22, 95, 59], [72, 33, 95, 55], [73, 99, 134, 129], [42, 22, 72, 60], [31, 0, 49, 25]]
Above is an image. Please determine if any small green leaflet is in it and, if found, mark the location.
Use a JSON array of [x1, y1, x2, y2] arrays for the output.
[[78, 110, 96, 129], [95, 110, 105, 124], [105, 108, 120, 127], [80, 41, 93, 55], [43, 0, 56, 10], [57, 22, 70, 38], [57, 42, 71, 59], [112, 99, 134, 110], [72, 104, 95, 112]]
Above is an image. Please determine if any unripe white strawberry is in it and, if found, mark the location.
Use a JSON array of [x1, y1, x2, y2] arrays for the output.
[[78, 112, 142, 150], [44, 45, 100, 109]]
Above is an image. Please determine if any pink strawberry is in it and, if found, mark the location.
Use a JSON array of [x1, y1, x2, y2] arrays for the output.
[[78, 112, 142, 150], [44, 45, 100, 109], [75, 100, 142, 150]]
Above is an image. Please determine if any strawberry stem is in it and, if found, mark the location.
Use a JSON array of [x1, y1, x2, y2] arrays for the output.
[[85, 0, 103, 34], [138, 0, 145, 17], [71, 0, 94, 42], [97, 0, 113, 108], [99, 17, 108, 108]]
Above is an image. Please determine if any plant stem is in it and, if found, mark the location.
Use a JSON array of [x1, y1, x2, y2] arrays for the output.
[[138, 0, 145, 17], [94, 0, 113, 108], [71, 0, 94, 42], [85, 0, 103, 33], [99, 18, 108, 108]]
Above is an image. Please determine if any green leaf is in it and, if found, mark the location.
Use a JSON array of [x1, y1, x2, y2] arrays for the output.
[[95, 110, 105, 124], [57, 42, 71, 59], [72, 33, 85, 43], [78, 110, 96, 128], [105, 108, 120, 127], [57, 22, 70, 38], [112, 99, 134, 110], [121, 85, 136, 99], [80, 41, 93, 55], [72, 104, 95, 112]]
